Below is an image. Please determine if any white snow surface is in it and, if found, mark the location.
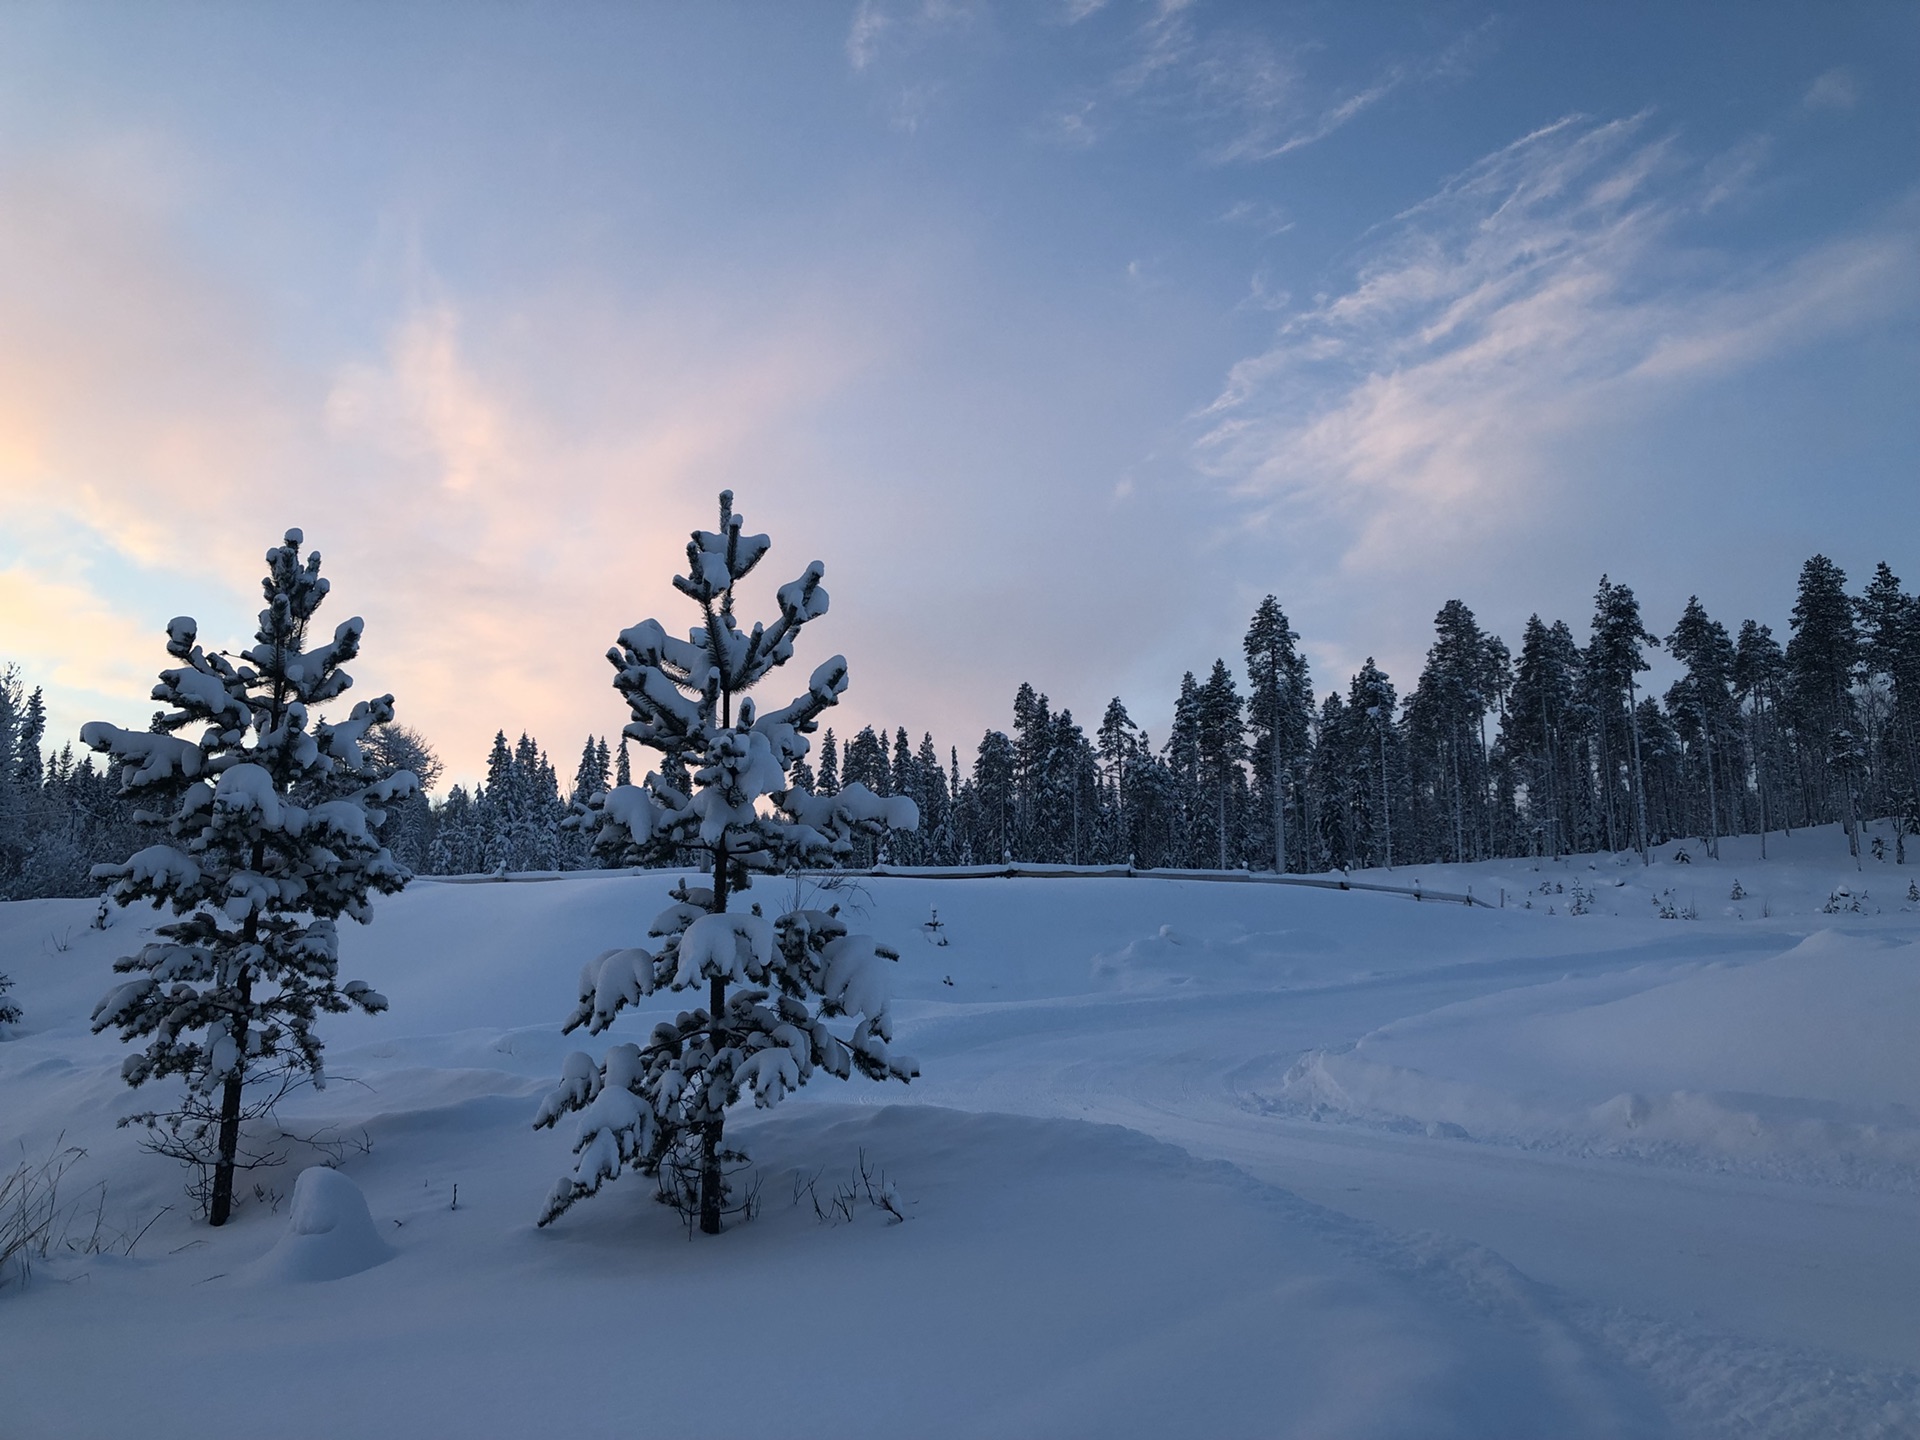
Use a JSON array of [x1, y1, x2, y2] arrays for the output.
[[3, 820, 1919, 1437]]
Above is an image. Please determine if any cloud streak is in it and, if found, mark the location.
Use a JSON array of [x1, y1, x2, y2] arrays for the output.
[[1802, 68, 1860, 113], [1108, 5, 1483, 165], [847, 0, 982, 72]]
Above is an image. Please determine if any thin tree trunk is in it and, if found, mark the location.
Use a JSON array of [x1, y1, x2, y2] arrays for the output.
[[1217, 779, 1227, 870], [1703, 718, 1720, 860], [1450, 737, 1465, 863], [1544, 704, 1562, 861], [1900, 705, 1920, 818], [1845, 756, 1862, 861], [1273, 723, 1286, 874], [1379, 725, 1392, 869], [1628, 678, 1650, 863], [701, 845, 730, 1235], [208, 968, 253, 1227], [1597, 718, 1617, 853], [209, 836, 270, 1229]]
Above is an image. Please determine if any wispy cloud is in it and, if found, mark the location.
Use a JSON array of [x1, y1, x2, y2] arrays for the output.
[[847, 0, 890, 71], [1041, 96, 1102, 147], [846, 0, 981, 72], [1195, 112, 1920, 605], [1802, 67, 1860, 112], [1110, 6, 1485, 165]]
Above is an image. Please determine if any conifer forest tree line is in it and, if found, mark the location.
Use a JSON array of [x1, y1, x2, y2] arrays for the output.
[[7, 550, 1920, 898]]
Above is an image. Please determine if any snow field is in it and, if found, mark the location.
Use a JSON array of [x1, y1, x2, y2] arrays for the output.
[[2, 826, 1918, 1436]]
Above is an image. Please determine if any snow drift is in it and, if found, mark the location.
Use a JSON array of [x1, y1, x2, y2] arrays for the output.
[[250, 1166, 394, 1284]]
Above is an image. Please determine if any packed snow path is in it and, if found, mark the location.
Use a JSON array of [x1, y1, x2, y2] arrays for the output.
[[2, 823, 1916, 1436]]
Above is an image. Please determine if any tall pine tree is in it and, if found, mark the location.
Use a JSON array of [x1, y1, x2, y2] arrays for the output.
[[1787, 554, 1862, 853], [1244, 598, 1311, 873]]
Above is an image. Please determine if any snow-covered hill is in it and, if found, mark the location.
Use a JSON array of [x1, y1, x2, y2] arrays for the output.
[[2, 824, 1917, 1437]]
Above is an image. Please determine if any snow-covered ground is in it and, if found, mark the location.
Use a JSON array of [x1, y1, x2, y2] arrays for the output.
[[3, 822, 1917, 1437]]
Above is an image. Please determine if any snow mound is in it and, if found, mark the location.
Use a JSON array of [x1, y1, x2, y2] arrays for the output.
[[252, 1167, 394, 1283]]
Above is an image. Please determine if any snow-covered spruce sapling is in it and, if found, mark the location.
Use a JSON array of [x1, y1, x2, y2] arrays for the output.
[[535, 491, 919, 1235], [81, 531, 414, 1226]]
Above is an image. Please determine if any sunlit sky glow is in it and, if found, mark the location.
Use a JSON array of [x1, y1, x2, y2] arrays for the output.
[[2, 3, 1916, 788]]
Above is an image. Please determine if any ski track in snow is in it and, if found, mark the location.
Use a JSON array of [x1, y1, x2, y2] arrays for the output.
[[2, 823, 1918, 1437]]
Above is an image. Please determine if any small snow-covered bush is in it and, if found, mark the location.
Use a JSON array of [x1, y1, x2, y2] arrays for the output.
[[1822, 886, 1863, 915]]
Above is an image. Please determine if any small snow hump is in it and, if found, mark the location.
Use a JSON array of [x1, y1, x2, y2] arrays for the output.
[[284, 527, 303, 546], [253, 1167, 393, 1283]]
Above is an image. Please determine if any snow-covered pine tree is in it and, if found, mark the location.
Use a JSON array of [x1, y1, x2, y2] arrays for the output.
[[362, 722, 440, 873], [1666, 597, 1737, 859], [1733, 619, 1786, 857], [562, 735, 614, 869], [842, 725, 889, 864], [816, 728, 839, 794], [1096, 695, 1132, 789], [970, 729, 1015, 862], [1244, 597, 1310, 874], [1503, 621, 1579, 861], [427, 784, 476, 874], [1588, 578, 1656, 863], [915, 732, 952, 863], [1195, 660, 1244, 869], [1350, 659, 1400, 868], [1788, 555, 1862, 853], [81, 530, 414, 1226], [890, 727, 918, 864], [0, 664, 30, 895], [535, 491, 918, 1236], [785, 752, 817, 796]]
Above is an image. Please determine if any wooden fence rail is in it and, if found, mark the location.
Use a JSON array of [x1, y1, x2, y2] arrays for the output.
[[414, 863, 1495, 908]]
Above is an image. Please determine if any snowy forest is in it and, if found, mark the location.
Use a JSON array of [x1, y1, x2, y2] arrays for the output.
[[6, 551, 1919, 897]]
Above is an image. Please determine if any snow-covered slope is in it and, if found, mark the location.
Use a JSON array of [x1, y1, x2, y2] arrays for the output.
[[2, 825, 1917, 1437]]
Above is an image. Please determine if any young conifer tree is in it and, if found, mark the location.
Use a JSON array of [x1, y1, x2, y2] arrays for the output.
[[81, 530, 414, 1226], [535, 491, 918, 1235]]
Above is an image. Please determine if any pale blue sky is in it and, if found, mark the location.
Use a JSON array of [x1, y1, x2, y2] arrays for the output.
[[1, 3, 1915, 784]]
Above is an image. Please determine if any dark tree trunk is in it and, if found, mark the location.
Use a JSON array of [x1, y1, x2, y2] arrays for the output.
[[208, 943, 255, 1227], [208, 1066, 245, 1226], [700, 849, 730, 1235], [701, 972, 725, 1236]]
